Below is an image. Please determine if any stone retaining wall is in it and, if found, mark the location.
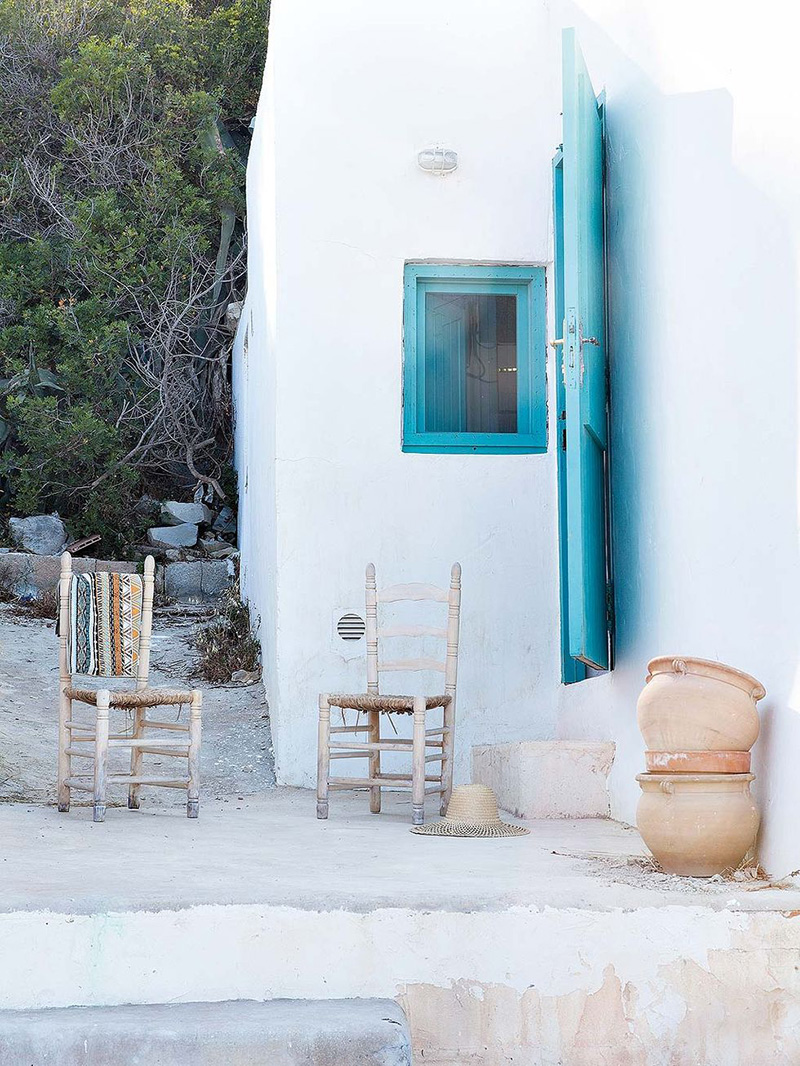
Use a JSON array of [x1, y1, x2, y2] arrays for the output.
[[0, 553, 233, 603]]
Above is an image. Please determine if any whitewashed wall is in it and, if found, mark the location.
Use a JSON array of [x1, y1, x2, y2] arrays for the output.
[[236, 0, 800, 875]]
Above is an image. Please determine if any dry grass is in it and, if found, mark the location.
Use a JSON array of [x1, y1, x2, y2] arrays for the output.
[[0, 569, 17, 605], [193, 580, 260, 683], [575, 849, 780, 894], [11, 586, 58, 621], [721, 858, 771, 883], [0, 572, 58, 621]]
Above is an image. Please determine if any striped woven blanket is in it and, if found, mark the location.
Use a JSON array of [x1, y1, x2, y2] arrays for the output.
[[69, 572, 143, 677]]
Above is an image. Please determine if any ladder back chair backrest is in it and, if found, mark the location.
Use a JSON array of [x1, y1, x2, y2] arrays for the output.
[[59, 552, 156, 693], [365, 562, 462, 698]]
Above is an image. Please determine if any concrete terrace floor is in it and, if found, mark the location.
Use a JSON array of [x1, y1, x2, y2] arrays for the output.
[[2, 788, 799, 915]]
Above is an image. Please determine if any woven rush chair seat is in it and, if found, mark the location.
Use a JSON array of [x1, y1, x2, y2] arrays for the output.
[[328, 693, 452, 714], [66, 687, 195, 709]]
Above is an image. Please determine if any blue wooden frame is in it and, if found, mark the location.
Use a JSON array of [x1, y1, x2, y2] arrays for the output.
[[402, 264, 547, 454]]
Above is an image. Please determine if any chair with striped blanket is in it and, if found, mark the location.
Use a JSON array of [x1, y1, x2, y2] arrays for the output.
[[57, 552, 202, 822]]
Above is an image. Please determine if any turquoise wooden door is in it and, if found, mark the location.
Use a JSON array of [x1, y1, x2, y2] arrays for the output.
[[555, 28, 611, 674]]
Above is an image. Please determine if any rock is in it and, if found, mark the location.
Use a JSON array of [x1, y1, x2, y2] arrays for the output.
[[0, 553, 36, 597], [212, 506, 237, 536], [225, 300, 243, 332], [160, 501, 214, 527], [95, 560, 138, 574], [29, 555, 61, 589], [147, 524, 198, 549], [8, 514, 67, 556], [200, 559, 232, 597], [196, 484, 215, 505], [231, 669, 260, 684], [200, 536, 236, 558], [133, 495, 160, 519], [164, 561, 203, 601], [135, 543, 167, 561]]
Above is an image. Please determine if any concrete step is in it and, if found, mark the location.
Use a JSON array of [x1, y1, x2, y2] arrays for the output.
[[0, 999, 412, 1066], [472, 739, 615, 818]]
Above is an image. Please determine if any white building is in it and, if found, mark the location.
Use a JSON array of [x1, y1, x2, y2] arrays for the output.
[[234, 0, 800, 877]]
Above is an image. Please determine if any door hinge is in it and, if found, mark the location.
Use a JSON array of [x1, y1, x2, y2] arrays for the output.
[[605, 581, 615, 630]]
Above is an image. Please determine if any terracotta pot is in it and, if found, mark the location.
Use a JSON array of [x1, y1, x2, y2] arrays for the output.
[[645, 750, 751, 774], [636, 772, 759, 877], [637, 657, 765, 752]]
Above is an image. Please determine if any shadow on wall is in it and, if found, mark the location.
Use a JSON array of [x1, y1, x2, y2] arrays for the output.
[[646, 87, 797, 877], [569, 7, 799, 874]]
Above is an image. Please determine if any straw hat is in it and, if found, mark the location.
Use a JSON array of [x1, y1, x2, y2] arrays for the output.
[[411, 784, 529, 837]]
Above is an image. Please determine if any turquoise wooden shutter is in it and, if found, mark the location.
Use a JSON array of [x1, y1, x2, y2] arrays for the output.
[[555, 28, 611, 673]]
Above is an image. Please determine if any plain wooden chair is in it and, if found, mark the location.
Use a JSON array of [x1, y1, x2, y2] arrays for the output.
[[317, 562, 461, 825], [57, 552, 202, 822]]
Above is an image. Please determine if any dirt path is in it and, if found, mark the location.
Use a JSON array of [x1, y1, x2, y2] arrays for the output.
[[0, 604, 275, 806]]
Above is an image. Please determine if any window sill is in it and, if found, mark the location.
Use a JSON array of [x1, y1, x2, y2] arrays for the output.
[[402, 442, 548, 455]]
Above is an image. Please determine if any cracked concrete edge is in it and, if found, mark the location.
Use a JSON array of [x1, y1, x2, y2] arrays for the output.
[[0, 999, 412, 1066]]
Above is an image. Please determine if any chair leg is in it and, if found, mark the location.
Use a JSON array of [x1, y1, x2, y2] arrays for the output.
[[368, 709, 381, 814], [93, 691, 110, 823], [412, 697, 426, 826], [57, 687, 71, 813], [440, 700, 455, 816], [128, 707, 144, 809], [317, 694, 331, 819], [187, 690, 202, 818]]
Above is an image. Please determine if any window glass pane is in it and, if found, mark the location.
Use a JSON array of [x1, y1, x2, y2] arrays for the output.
[[424, 292, 517, 433]]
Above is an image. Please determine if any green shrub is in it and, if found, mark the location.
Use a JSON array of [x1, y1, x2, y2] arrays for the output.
[[0, 0, 268, 553]]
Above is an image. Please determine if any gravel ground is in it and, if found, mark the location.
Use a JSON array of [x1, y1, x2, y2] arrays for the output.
[[0, 602, 275, 807]]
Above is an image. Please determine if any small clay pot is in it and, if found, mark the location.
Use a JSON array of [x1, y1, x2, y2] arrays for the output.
[[637, 657, 765, 752], [645, 750, 751, 774], [636, 772, 759, 877]]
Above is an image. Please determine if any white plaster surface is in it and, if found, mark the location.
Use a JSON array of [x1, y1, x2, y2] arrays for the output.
[[235, 0, 800, 878], [473, 740, 615, 818], [2, 794, 800, 1064]]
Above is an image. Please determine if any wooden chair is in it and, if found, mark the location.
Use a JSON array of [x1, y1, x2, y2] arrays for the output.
[[317, 562, 461, 825], [57, 552, 202, 822]]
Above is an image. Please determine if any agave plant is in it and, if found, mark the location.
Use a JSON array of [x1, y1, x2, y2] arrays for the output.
[[0, 345, 64, 446]]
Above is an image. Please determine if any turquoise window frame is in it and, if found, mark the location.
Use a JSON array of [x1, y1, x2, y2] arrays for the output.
[[402, 264, 547, 454]]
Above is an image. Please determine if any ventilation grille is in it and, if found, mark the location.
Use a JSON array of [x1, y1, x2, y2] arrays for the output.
[[337, 613, 366, 641]]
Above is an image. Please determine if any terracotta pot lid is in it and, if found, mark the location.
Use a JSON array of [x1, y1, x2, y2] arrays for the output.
[[645, 750, 751, 773], [645, 656, 766, 701]]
